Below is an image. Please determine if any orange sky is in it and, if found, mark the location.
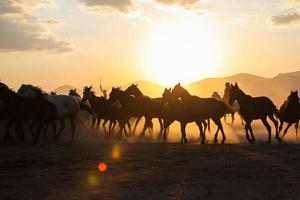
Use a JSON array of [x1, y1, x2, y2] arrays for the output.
[[1, 0, 300, 90]]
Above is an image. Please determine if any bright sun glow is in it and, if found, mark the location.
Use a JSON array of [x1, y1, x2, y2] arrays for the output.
[[144, 18, 222, 86]]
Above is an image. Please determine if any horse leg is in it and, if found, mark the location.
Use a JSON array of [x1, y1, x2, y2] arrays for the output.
[[133, 117, 142, 135], [102, 119, 108, 135], [224, 114, 227, 123], [180, 122, 188, 144], [42, 122, 50, 142], [4, 120, 15, 143], [139, 117, 150, 138], [117, 120, 125, 139], [231, 113, 235, 126], [158, 118, 163, 138], [296, 121, 299, 137], [96, 118, 101, 131], [33, 121, 45, 145], [125, 121, 132, 136], [283, 122, 293, 138], [214, 118, 226, 144], [244, 123, 252, 144], [70, 116, 76, 143], [196, 121, 205, 144], [261, 117, 271, 144], [111, 121, 117, 133], [91, 116, 96, 130], [15, 122, 25, 142], [55, 119, 65, 142], [279, 120, 284, 133], [269, 114, 281, 142], [51, 121, 57, 140]]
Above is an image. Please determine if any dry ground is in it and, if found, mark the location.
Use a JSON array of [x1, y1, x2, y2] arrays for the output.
[[0, 143, 300, 200]]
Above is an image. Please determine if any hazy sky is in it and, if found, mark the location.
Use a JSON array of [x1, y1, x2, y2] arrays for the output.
[[1, 0, 300, 89]]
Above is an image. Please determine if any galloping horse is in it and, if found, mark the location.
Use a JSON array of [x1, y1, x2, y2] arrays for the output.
[[278, 91, 300, 138], [109, 87, 153, 138], [212, 91, 243, 125], [0, 82, 57, 144], [18, 84, 82, 142], [171, 83, 227, 144], [161, 88, 208, 144], [229, 83, 281, 144], [125, 84, 164, 136]]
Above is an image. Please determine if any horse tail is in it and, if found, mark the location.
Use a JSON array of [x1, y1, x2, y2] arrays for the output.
[[79, 101, 95, 117]]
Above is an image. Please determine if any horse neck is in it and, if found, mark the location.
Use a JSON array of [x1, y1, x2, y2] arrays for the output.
[[235, 90, 250, 106], [177, 89, 192, 102], [89, 93, 100, 107]]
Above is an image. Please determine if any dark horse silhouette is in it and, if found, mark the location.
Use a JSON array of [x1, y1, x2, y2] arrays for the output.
[[229, 83, 281, 144], [109, 87, 153, 138], [82, 86, 128, 136], [124, 84, 164, 136], [171, 83, 227, 144], [161, 88, 209, 144], [278, 91, 300, 138], [0, 82, 57, 144]]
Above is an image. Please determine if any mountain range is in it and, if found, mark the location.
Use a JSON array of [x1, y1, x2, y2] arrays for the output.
[[54, 70, 300, 106]]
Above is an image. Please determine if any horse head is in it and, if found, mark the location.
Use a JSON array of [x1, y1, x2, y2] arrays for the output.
[[125, 83, 143, 97], [287, 90, 299, 106], [109, 87, 124, 102], [0, 82, 15, 101], [69, 89, 80, 98], [82, 86, 93, 102], [212, 91, 221, 100], [228, 83, 240, 105], [162, 87, 172, 103], [171, 83, 189, 99]]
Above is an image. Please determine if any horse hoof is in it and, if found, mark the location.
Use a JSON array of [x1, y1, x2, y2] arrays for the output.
[[276, 137, 282, 143], [221, 140, 226, 144], [214, 138, 218, 144]]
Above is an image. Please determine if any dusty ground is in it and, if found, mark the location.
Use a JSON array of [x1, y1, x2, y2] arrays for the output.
[[0, 143, 300, 200]]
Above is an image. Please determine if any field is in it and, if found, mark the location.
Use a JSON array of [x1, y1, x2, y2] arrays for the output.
[[0, 118, 300, 200], [0, 142, 300, 200]]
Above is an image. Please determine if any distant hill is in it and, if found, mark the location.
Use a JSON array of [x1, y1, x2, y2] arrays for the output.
[[186, 71, 300, 105], [53, 70, 300, 105], [53, 84, 79, 95]]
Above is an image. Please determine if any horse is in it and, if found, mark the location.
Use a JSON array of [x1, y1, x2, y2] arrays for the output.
[[0, 82, 57, 144], [171, 83, 227, 144], [229, 83, 281, 144], [278, 91, 300, 138], [82, 86, 132, 136], [109, 87, 153, 138], [161, 88, 209, 144], [18, 84, 82, 142], [124, 84, 164, 136], [212, 91, 243, 125]]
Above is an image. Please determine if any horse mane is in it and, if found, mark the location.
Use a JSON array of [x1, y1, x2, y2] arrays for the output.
[[25, 84, 47, 96]]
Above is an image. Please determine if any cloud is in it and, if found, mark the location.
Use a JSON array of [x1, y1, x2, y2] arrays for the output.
[[0, 15, 73, 53], [0, 1, 73, 53], [270, 11, 300, 25], [80, 0, 134, 13], [155, 0, 199, 8], [0, 0, 53, 16]]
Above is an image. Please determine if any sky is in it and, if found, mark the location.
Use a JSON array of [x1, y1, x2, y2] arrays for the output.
[[0, 0, 300, 90]]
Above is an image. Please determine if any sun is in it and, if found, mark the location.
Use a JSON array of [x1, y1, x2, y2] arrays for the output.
[[144, 19, 222, 86]]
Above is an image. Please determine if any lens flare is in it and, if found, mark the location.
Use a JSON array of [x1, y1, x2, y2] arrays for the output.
[[112, 145, 121, 159], [98, 162, 108, 172], [86, 172, 99, 187]]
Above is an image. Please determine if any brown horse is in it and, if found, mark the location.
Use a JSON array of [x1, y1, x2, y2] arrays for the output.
[[278, 91, 300, 138], [229, 83, 281, 144], [124, 84, 164, 136], [171, 83, 227, 144], [161, 88, 208, 144]]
